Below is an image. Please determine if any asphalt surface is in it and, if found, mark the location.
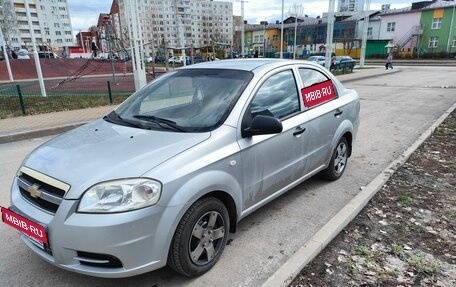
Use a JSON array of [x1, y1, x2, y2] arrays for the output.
[[1, 66, 455, 287]]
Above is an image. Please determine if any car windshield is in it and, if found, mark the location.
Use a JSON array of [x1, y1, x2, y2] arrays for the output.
[[112, 69, 253, 132]]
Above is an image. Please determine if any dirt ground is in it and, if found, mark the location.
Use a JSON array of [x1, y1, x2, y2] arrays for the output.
[[290, 109, 456, 287]]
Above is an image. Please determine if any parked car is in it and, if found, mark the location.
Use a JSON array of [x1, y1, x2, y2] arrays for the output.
[[307, 55, 326, 66], [169, 56, 190, 64], [330, 56, 356, 71], [2, 59, 360, 278], [145, 56, 165, 64], [17, 49, 30, 59], [155, 55, 165, 64]]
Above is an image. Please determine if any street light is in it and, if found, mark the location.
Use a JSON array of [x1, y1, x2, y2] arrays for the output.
[[103, 15, 116, 84], [125, 0, 146, 90], [24, 0, 46, 97], [280, 0, 284, 58], [0, 24, 13, 82], [446, 2, 456, 53]]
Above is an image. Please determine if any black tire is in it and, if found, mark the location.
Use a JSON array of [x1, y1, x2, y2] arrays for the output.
[[321, 137, 349, 181], [168, 197, 230, 277]]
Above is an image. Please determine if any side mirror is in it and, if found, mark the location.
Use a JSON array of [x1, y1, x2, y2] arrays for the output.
[[242, 115, 283, 138]]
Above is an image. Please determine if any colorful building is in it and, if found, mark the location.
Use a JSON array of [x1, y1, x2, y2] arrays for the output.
[[419, 1, 456, 55]]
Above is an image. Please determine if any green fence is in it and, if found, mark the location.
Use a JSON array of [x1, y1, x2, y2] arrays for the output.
[[0, 75, 145, 119]]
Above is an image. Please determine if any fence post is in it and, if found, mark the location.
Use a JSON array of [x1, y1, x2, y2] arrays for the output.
[[107, 81, 113, 104], [16, 84, 26, 115]]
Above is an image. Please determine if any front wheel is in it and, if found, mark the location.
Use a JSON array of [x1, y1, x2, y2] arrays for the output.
[[168, 197, 230, 277], [321, 137, 349, 181]]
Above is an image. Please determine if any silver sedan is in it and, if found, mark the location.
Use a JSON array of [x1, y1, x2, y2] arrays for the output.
[[3, 59, 359, 278]]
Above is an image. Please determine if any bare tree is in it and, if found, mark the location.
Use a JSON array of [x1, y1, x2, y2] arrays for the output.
[[0, 0, 18, 47], [288, 2, 305, 19], [210, 32, 230, 59], [288, 3, 305, 59]]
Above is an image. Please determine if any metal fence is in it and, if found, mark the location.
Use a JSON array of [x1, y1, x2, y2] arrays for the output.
[[0, 75, 153, 119]]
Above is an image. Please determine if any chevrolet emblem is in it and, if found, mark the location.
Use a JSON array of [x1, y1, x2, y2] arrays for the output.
[[27, 184, 42, 198]]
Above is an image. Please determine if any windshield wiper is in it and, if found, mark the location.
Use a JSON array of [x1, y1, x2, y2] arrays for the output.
[[104, 111, 147, 129], [133, 115, 186, 132]]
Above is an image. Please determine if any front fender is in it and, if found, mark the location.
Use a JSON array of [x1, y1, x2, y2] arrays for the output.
[[164, 169, 243, 226]]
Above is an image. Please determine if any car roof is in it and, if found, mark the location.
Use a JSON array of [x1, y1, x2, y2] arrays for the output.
[[180, 58, 315, 72]]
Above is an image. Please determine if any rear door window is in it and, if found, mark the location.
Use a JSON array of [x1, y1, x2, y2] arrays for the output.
[[298, 69, 336, 109]]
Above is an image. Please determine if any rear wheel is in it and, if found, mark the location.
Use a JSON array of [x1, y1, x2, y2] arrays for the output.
[[168, 197, 229, 277], [321, 137, 349, 181]]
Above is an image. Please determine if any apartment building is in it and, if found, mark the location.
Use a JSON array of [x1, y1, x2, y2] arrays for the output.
[[338, 0, 363, 12], [5, 0, 73, 52], [111, 0, 233, 54]]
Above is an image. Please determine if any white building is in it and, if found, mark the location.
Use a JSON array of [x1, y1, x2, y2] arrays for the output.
[[116, 0, 233, 52], [6, 0, 73, 52], [338, 0, 363, 12]]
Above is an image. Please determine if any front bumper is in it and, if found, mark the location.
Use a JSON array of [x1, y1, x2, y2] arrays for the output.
[[10, 177, 180, 278]]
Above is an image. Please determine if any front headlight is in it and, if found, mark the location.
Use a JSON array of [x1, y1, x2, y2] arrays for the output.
[[78, 178, 162, 213]]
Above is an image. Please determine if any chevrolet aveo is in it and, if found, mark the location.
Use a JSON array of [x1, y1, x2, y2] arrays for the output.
[[2, 59, 360, 278]]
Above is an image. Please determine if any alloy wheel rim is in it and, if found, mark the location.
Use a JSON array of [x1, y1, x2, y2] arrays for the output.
[[334, 142, 347, 174], [189, 211, 226, 265]]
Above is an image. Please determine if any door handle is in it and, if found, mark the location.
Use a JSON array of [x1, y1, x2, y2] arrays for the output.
[[293, 126, 306, 136], [334, 108, 343, 117]]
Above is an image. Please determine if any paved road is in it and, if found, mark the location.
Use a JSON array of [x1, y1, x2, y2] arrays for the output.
[[0, 66, 455, 287]]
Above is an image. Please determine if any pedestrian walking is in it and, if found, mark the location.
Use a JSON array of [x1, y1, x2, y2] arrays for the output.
[[91, 39, 98, 58], [386, 53, 393, 70]]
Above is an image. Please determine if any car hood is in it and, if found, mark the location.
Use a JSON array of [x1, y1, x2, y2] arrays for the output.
[[22, 119, 210, 199]]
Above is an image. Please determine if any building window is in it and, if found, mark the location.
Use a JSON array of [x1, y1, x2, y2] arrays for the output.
[[387, 22, 395, 32], [428, 36, 438, 48], [367, 27, 372, 37], [452, 36, 456, 47], [431, 18, 442, 29]]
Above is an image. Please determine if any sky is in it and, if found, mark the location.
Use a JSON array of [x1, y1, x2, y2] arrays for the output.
[[68, 0, 413, 35]]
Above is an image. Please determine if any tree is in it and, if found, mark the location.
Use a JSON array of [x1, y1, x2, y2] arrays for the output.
[[210, 32, 230, 59], [0, 0, 18, 48], [288, 3, 305, 58], [288, 2, 305, 19]]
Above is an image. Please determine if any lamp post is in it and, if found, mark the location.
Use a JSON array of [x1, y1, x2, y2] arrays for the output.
[[280, 0, 284, 58], [293, 15, 297, 59], [24, 0, 46, 97], [0, 5, 13, 82], [241, 0, 245, 56], [125, 0, 146, 90], [360, 0, 371, 67], [325, 0, 336, 69], [103, 16, 116, 84], [446, 2, 456, 53], [0, 24, 13, 82]]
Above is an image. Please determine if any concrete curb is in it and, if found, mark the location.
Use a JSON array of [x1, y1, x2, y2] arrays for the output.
[[262, 101, 456, 287], [0, 122, 87, 144], [340, 68, 401, 83]]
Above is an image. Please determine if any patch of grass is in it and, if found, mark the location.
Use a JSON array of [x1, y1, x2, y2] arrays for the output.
[[0, 94, 130, 119], [354, 245, 371, 256], [348, 264, 359, 275], [380, 267, 398, 278], [390, 243, 404, 258], [397, 193, 412, 205], [407, 254, 441, 274], [407, 223, 423, 233], [445, 209, 456, 219], [354, 245, 384, 261]]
